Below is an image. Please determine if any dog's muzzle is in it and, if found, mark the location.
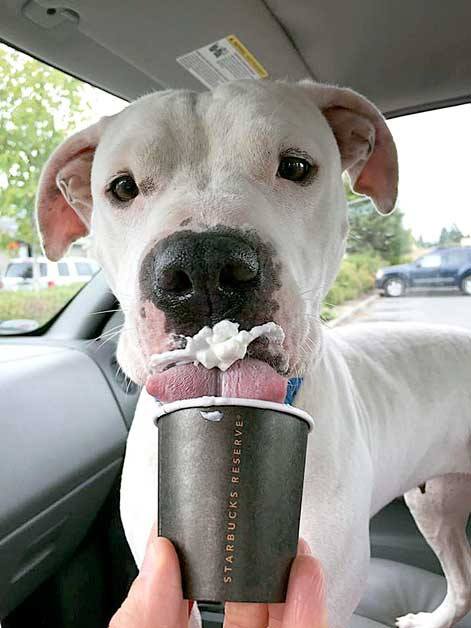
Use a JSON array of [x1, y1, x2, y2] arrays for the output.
[[139, 227, 291, 403], [139, 228, 281, 335]]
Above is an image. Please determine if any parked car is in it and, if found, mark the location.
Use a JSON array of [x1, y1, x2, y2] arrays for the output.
[[1, 256, 100, 290], [376, 247, 471, 296]]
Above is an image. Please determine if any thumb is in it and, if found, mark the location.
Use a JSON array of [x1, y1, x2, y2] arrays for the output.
[[109, 533, 188, 628], [282, 540, 328, 628]]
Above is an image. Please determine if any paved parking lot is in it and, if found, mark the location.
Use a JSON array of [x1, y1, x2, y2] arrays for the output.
[[352, 289, 471, 330]]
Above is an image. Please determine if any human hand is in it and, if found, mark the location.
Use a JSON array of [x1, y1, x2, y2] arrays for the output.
[[109, 527, 327, 628]]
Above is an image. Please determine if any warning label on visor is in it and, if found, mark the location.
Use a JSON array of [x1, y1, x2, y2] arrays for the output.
[[177, 35, 268, 89]]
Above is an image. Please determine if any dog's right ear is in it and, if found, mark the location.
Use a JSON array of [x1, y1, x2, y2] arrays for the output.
[[36, 118, 109, 261]]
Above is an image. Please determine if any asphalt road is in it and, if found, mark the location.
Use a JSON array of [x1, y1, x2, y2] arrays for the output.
[[352, 288, 471, 330]]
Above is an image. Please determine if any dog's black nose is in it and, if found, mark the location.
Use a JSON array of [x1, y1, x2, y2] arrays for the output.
[[140, 230, 272, 331], [155, 233, 259, 296]]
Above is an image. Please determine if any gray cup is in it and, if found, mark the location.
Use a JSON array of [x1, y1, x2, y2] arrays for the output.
[[155, 397, 314, 603]]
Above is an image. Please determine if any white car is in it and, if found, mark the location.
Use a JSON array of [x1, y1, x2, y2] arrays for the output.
[[1, 256, 100, 290]]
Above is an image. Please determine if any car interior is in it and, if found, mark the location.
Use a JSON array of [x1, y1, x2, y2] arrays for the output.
[[0, 1, 470, 627]]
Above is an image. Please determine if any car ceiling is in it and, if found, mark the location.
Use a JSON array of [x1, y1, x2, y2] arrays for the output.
[[1, 0, 470, 116]]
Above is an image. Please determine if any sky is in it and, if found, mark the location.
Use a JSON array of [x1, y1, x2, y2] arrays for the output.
[[388, 104, 471, 242], [88, 86, 471, 244], [81, 83, 126, 120]]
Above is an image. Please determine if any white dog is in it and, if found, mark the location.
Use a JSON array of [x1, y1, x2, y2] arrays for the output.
[[36, 79, 471, 628]]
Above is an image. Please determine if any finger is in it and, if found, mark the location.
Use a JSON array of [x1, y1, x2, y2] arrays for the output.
[[281, 555, 327, 628], [297, 538, 311, 555], [141, 536, 189, 627], [109, 524, 161, 627], [109, 534, 188, 628], [223, 539, 313, 628], [268, 537, 312, 628], [224, 601, 269, 628]]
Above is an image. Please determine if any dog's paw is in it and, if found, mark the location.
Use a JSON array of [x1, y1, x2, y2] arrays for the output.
[[395, 612, 451, 628]]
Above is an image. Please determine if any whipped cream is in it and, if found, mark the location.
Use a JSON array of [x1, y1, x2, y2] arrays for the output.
[[149, 320, 284, 373]]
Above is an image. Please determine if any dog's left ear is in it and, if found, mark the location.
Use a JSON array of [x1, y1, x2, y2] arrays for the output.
[[36, 117, 111, 260], [299, 80, 398, 214]]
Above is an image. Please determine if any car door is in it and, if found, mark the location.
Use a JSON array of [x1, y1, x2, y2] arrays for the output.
[[409, 252, 442, 288], [440, 249, 465, 286]]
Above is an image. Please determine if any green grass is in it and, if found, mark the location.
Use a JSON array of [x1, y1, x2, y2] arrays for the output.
[[0, 283, 85, 327]]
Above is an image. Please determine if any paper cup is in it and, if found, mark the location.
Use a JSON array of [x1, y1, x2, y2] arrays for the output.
[[154, 397, 314, 603]]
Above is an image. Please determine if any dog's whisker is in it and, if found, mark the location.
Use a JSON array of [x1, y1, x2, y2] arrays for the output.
[[125, 375, 138, 395], [96, 333, 122, 347], [88, 325, 125, 347], [298, 284, 323, 297], [92, 325, 137, 352], [88, 307, 124, 316], [98, 323, 125, 335], [96, 331, 128, 351]]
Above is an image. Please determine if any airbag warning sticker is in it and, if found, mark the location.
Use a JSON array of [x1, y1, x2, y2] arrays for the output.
[[177, 35, 268, 89]]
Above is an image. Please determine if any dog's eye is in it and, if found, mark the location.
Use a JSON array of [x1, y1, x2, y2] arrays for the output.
[[109, 175, 139, 202], [277, 156, 312, 183]]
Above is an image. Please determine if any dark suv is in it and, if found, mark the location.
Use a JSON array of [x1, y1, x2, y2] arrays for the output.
[[375, 247, 471, 297]]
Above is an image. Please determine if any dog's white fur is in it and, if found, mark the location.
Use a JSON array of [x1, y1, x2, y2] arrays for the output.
[[36, 80, 471, 628]]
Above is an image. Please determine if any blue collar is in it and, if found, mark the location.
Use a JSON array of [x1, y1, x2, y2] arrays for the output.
[[284, 377, 303, 405]]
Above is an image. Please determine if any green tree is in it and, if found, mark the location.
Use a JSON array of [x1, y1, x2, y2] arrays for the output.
[[416, 234, 437, 249], [0, 44, 91, 250], [346, 196, 413, 265], [344, 176, 413, 264], [448, 224, 463, 244], [439, 224, 463, 247], [439, 227, 449, 246]]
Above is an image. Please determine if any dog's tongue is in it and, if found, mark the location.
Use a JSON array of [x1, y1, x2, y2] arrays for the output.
[[146, 358, 287, 403]]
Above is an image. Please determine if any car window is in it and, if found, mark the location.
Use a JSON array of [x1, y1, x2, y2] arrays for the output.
[[75, 262, 93, 276], [0, 43, 124, 334], [443, 250, 464, 266], [5, 262, 32, 278], [419, 254, 442, 268], [327, 103, 471, 328], [57, 262, 70, 277]]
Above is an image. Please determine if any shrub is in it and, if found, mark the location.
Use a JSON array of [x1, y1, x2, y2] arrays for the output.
[[322, 252, 385, 320]]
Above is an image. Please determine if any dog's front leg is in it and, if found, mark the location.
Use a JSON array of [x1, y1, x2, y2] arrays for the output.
[[120, 390, 159, 569], [299, 442, 373, 628]]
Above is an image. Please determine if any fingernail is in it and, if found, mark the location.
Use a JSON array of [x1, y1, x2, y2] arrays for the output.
[[297, 538, 312, 555], [290, 558, 327, 626], [140, 535, 158, 578]]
